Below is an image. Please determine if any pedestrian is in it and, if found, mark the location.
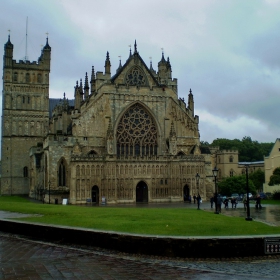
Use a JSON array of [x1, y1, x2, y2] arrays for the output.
[[224, 197, 229, 209], [242, 195, 247, 210], [231, 197, 237, 209], [217, 194, 222, 213], [255, 195, 262, 209], [193, 195, 196, 204], [210, 196, 214, 208], [197, 194, 201, 210]]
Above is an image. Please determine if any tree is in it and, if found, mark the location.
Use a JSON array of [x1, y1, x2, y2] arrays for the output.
[[249, 169, 265, 190], [217, 175, 256, 196], [268, 167, 280, 186]]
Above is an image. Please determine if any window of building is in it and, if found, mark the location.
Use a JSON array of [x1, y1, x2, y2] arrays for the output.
[[26, 73, 30, 83], [37, 73, 42, 83], [23, 96, 25, 103], [116, 103, 158, 156], [230, 170, 234, 177], [58, 159, 66, 187], [229, 156, 233, 163], [23, 166, 28, 177], [13, 72, 18, 82]]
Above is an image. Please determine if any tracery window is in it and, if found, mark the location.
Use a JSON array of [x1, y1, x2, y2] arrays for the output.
[[117, 103, 158, 156], [125, 67, 147, 86], [58, 159, 66, 187]]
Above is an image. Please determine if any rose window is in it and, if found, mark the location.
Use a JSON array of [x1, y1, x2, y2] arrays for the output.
[[117, 104, 158, 156]]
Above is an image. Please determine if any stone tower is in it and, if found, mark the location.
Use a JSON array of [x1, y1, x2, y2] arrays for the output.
[[1, 35, 51, 195]]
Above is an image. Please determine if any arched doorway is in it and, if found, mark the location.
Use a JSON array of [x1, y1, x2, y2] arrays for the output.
[[91, 185, 99, 204], [136, 181, 148, 203], [183, 185, 190, 202]]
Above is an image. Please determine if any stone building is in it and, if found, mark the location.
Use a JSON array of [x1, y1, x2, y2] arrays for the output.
[[1, 35, 50, 195], [263, 138, 280, 193], [1, 36, 216, 204]]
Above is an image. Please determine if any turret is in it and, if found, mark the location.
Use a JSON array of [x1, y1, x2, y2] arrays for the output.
[[188, 88, 194, 117], [158, 51, 167, 84], [105, 51, 111, 75], [3, 34, 13, 68], [39, 37, 51, 71], [74, 81, 81, 111]]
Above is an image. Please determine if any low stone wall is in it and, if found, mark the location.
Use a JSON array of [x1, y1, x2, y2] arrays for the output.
[[0, 219, 276, 258]]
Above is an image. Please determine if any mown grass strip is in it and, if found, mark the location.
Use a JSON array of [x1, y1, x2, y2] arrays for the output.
[[0, 196, 279, 236]]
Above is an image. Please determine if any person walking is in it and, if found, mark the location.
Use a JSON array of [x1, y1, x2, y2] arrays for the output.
[[224, 197, 229, 209], [193, 195, 196, 204], [242, 195, 247, 210], [255, 195, 262, 209], [210, 196, 214, 208], [197, 194, 201, 210], [217, 194, 222, 213]]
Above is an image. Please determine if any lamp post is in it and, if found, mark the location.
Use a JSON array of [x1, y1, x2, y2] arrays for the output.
[[245, 165, 252, 221], [212, 166, 219, 214], [48, 180, 51, 204], [195, 173, 200, 209]]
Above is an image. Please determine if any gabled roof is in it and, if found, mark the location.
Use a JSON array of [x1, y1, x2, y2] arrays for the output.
[[111, 42, 160, 87]]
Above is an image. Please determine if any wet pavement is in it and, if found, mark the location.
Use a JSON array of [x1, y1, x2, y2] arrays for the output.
[[1, 232, 280, 279], [1, 202, 280, 279]]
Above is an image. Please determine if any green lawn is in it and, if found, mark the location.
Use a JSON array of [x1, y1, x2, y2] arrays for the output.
[[0, 196, 280, 236]]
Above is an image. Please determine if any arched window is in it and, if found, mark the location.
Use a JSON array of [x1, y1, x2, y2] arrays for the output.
[[23, 166, 28, 177], [230, 170, 234, 177], [37, 73, 42, 83], [58, 159, 66, 187], [13, 72, 18, 82], [116, 103, 158, 156], [26, 73, 30, 83]]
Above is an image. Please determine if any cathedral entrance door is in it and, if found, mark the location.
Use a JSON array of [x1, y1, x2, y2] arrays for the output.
[[91, 186, 99, 204], [184, 185, 190, 201], [136, 181, 148, 203]]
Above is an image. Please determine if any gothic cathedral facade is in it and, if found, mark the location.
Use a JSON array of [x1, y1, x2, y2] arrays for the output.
[[2, 36, 214, 204]]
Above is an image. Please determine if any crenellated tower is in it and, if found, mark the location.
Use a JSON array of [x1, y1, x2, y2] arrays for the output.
[[1, 35, 51, 195]]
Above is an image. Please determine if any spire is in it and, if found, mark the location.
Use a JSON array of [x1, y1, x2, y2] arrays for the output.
[[129, 44, 132, 58], [116, 56, 122, 72], [90, 66, 96, 95], [84, 72, 89, 89], [188, 88, 194, 116], [105, 51, 111, 74], [43, 33, 51, 50], [161, 48, 166, 63], [84, 72, 89, 99], [134, 40, 137, 54]]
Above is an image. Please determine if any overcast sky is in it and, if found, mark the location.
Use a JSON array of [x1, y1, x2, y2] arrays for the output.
[[1, 0, 280, 144]]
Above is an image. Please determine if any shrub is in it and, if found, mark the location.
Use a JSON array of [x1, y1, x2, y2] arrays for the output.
[[272, 191, 280, 200]]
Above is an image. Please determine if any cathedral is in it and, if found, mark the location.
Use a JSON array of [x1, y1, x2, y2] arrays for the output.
[[1, 35, 216, 204]]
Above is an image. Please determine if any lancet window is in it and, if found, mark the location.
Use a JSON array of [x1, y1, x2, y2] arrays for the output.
[[116, 103, 158, 156], [58, 159, 66, 187]]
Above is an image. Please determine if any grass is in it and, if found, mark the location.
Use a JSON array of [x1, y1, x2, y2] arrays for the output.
[[0, 196, 280, 237]]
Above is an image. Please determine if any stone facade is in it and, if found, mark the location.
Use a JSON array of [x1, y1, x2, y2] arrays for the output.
[[263, 138, 280, 193], [1, 35, 50, 195], [1, 37, 215, 204]]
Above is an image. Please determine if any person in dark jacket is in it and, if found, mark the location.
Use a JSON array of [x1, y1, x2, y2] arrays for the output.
[[197, 194, 201, 210], [210, 196, 214, 208], [255, 195, 262, 209]]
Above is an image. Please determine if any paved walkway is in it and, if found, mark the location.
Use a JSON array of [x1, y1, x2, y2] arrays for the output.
[[0, 232, 280, 279]]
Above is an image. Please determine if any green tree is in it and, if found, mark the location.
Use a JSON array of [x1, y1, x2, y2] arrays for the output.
[[217, 175, 256, 196], [249, 169, 265, 190], [209, 136, 273, 162], [268, 167, 280, 186]]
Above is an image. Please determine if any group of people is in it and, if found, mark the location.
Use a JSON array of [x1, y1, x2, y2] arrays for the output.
[[209, 194, 263, 212]]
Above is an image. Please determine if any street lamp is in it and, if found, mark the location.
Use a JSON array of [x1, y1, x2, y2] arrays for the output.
[[212, 166, 219, 214], [195, 173, 200, 209], [245, 165, 252, 221], [48, 180, 51, 204]]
